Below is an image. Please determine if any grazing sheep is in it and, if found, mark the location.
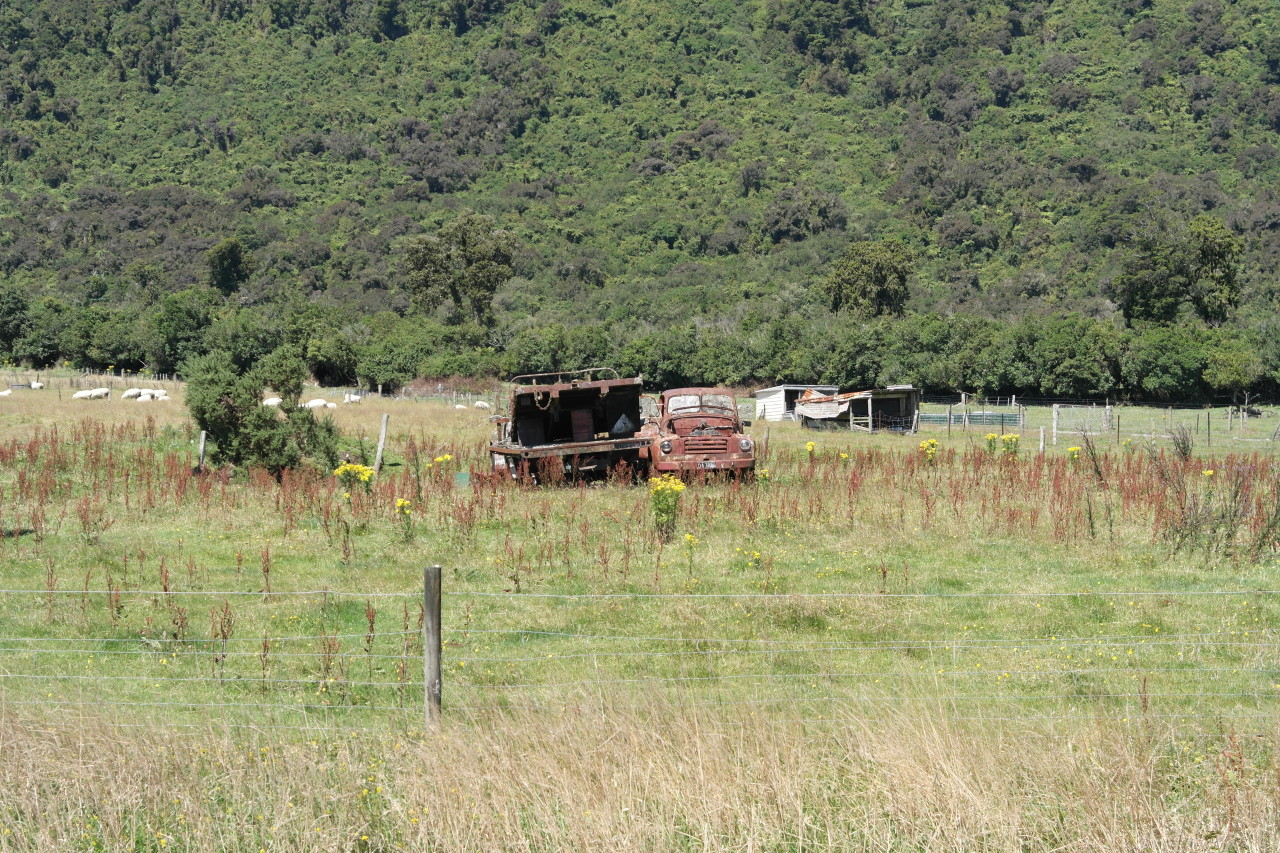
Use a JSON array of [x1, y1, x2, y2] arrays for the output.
[[326, 402, 337, 409], [473, 400, 491, 410], [262, 397, 283, 407], [72, 388, 111, 400], [303, 398, 329, 409], [342, 393, 362, 404], [121, 388, 143, 400], [0, 389, 11, 397], [29, 381, 44, 390], [455, 404, 468, 410], [137, 393, 154, 402]]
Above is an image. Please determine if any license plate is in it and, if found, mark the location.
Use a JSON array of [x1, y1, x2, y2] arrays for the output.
[[697, 460, 720, 469]]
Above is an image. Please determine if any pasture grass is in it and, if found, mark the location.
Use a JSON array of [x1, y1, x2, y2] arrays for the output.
[[2, 377, 1279, 850]]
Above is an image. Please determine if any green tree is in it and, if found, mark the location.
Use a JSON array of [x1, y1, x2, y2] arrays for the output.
[[206, 238, 255, 296], [145, 288, 217, 373], [1112, 215, 1243, 326], [402, 212, 518, 327], [1203, 338, 1263, 404], [1025, 314, 1121, 397], [1120, 326, 1208, 401], [255, 345, 307, 407], [0, 281, 30, 360], [818, 239, 914, 318], [305, 328, 362, 387], [13, 298, 74, 367], [183, 349, 337, 474]]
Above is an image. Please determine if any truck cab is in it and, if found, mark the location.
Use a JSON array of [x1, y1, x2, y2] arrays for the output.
[[641, 387, 755, 478]]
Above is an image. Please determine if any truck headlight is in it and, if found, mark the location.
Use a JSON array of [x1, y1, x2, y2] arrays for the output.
[[659, 440, 673, 454], [739, 438, 753, 451]]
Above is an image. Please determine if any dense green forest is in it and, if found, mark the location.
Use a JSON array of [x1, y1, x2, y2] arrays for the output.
[[1, 0, 1279, 401]]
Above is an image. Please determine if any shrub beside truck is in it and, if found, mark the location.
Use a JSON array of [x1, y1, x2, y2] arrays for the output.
[[488, 371, 755, 481]]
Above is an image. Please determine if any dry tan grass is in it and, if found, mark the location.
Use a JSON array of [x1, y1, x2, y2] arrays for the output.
[[2, 705, 1277, 851]]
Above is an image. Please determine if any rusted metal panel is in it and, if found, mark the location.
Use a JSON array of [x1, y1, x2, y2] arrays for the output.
[[642, 387, 756, 477], [489, 368, 648, 481]]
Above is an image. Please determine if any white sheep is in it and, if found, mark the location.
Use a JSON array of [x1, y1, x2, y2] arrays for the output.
[[137, 393, 154, 402], [454, 404, 468, 410], [262, 397, 283, 407], [473, 400, 491, 410], [72, 388, 110, 400], [303, 398, 329, 409], [29, 381, 44, 390], [326, 402, 337, 409], [0, 389, 11, 397], [342, 392, 362, 404], [121, 388, 143, 400]]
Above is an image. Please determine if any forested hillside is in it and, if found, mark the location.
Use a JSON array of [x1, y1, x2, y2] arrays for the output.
[[1, 0, 1279, 400]]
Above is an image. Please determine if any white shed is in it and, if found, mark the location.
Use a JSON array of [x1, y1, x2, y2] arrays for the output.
[[753, 384, 839, 421]]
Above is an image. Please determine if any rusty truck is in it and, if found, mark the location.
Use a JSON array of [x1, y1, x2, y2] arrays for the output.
[[639, 387, 755, 479], [488, 369, 649, 481]]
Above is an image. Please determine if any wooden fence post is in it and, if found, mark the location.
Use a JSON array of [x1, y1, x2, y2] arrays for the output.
[[1051, 404, 1059, 446], [424, 564, 442, 728], [373, 413, 390, 473], [197, 431, 207, 472]]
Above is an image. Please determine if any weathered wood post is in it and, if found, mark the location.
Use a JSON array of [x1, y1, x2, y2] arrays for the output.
[[1051, 404, 1059, 446], [867, 396, 874, 434], [373, 413, 390, 473], [197, 430, 207, 471], [424, 564, 442, 728]]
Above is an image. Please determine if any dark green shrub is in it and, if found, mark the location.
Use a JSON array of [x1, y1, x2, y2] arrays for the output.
[[183, 348, 338, 475]]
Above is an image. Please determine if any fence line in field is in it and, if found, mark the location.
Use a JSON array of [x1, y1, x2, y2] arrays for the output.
[[3, 583, 1278, 732], [5, 587, 1274, 601]]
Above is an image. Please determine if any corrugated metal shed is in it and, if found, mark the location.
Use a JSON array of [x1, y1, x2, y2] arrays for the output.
[[794, 386, 921, 433], [753, 384, 839, 421]]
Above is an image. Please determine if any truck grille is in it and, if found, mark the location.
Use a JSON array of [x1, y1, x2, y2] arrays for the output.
[[684, 436, 729, 453]]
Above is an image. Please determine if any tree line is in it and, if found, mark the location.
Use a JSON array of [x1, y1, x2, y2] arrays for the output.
[[2, 0, 1280, 405], [1, 213, 1273, 404]]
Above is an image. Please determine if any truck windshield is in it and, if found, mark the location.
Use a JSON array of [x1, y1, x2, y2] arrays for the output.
[[668, 394, 736, 415]]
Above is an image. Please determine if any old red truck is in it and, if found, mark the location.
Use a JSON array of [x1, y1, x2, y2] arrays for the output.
[[640, 387, 756, 478], [488, 369, 649, 481]]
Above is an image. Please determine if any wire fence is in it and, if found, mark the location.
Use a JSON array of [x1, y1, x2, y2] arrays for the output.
[[3, 584, 1278, 733], [916, 399, 1279, 450], [0, 587, 427, 732]]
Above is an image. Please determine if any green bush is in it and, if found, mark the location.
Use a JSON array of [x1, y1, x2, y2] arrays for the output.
[[183, 349, 338, 475]]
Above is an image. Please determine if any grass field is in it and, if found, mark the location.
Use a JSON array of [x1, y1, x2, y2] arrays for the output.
[[2, 375, 1279, 851]]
